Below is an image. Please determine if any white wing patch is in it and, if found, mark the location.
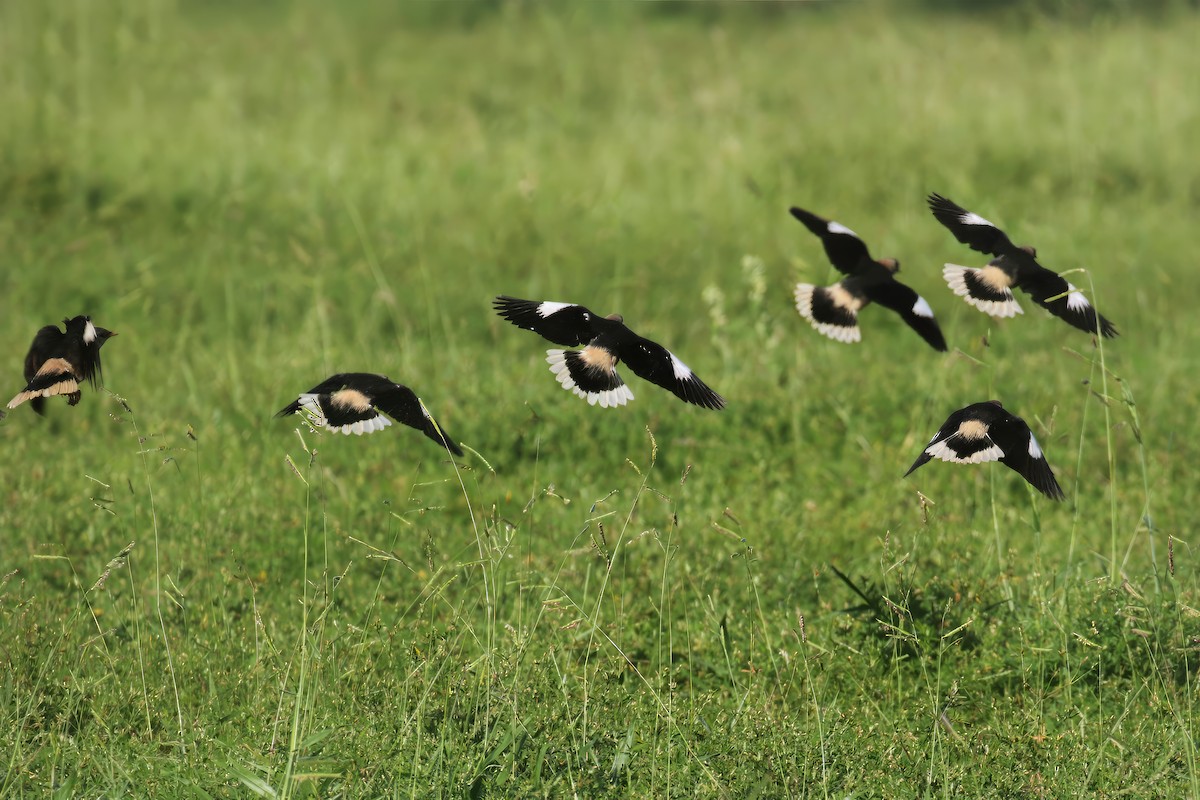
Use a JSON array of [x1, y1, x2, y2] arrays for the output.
[[911, 296, 934, 318], [925, 437, 1004, 465], [537, 301, 573, 318], [668, 352, 692, 382], [83, 320, 98, 344], [943, 265, 1023, 318], [298, 394, 323, 415], [1028, 433, 1043, 459], [826, 221, 859, 239], [959, 211, 995, 228], [546, 350, 633, 408], [794, 283, 861, 343], [1064, 284, 1091, 311]]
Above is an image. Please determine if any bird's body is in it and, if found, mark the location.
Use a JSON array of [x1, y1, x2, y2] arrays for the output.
[[7, 315, 117, 413], [904, 400, 1064, 500], [789, 207, 947, 351], [927, 193, 1118, 338], [276, 372, 463, 455], [493, 296, 725, 409]]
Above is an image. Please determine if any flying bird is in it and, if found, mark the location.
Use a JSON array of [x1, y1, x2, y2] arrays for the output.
[[7, 315, 117, 414], [927, 193, 1118, 338], [789, 207, 947, 351], [493, 295, 725, 409], [276, 372, 463, 455], [904, 400, 1064, 500]]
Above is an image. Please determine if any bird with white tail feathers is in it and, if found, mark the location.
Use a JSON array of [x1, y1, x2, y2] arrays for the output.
[[905, 400, 1064, 500], [927, 192, 1118, 338], [493, 295, 725, 410], [789, 206, 948, 352], [276, 373, 462, 455], [7, 315, 118, 414]]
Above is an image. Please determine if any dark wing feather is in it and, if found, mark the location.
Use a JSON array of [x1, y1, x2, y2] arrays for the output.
[[372, 384, 464, 456], [904, 407, 968, 477], [80, 327, 115, 388], [789, 207, 872, 275], [1017, 266, 1119, 338], [22, 327, 63, 416], [24, 325, 64, 382], [927, 193, 1019, 257], [986, 411, 1065, 501], [862, 280, 948, 352], [494, 296, 596, 347], [619, 337, 725, 410]]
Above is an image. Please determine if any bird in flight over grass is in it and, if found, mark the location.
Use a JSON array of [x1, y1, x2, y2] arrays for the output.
[[927, 193, 1118, 338], [789, 207, 947, 352], [904, 400, 1064, 500], [493, 295, 725, 410], [7, 315, 117, 414], [276, 372, 463, 455]]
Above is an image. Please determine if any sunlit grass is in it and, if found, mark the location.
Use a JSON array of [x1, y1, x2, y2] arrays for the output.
[[0, 1, 1197, 796]]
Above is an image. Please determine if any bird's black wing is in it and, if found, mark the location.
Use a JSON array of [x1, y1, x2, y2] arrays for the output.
[[24, 325, 64, 382], [494, 296, 597, 347], [618, 336, 725, 410], [372, 383, 464, 456], [80, 327, 115, 388], [986, 411, 1065, 501], [903, 407, 970, 477], [862, 279, 948, 352], [22, 326, 63, 416], [789, 207, 873, 275], [927, 193, 1020, 257], [1017, 266, 1119, 338]]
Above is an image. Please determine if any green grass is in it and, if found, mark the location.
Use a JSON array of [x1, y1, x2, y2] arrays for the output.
[[1, 1, 1198, 796]]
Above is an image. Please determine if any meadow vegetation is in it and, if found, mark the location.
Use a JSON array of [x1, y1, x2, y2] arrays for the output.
[[1, 1, 1198, 796]]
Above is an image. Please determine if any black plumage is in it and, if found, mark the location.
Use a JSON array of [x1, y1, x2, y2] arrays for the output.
[[493, 296, 725, 410], [927, 193, 1118, 338], [7, 315, 117, 414], [904, 400, 1064, 500], [276, 373, 463, 456], [790, 207, 947, 351]]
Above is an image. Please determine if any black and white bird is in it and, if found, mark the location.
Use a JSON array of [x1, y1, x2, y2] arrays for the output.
[[7, 315, 117, 414], [493, 296, 725, 410], [276, 373, 463, 455], [789, 207, 947, 351], [904, 400, 1064, 500], [927, 193, 1118, 338]]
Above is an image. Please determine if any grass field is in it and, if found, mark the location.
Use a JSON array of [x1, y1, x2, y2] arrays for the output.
[[1, 1, 1198, 796]]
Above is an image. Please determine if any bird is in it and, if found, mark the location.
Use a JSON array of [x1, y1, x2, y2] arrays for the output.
[[789, 207, 947, 351], [904, 400, 1064, 500], [276, 372, 463, 455], [926, 192, 1118, 338], [493, 295, 725, 409], [7, 315, 117, 414]]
